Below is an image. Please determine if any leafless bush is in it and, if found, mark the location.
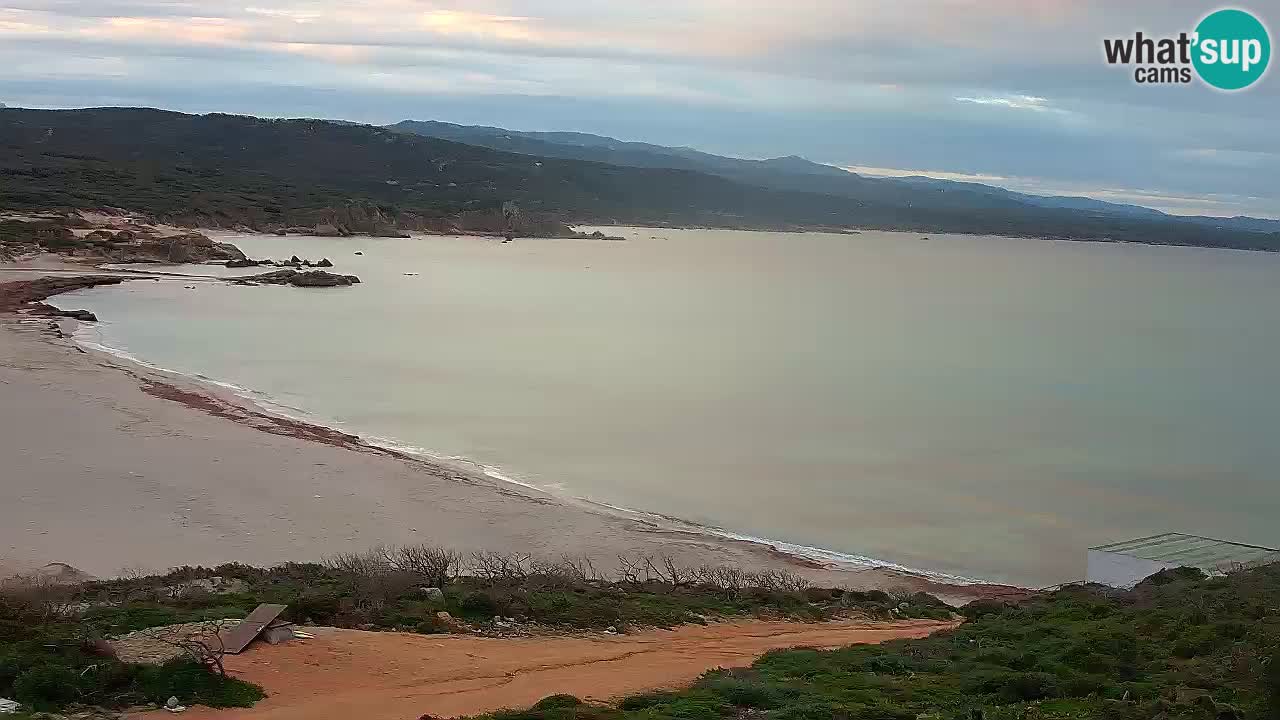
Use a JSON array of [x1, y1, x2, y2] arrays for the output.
[[527, 555, 604, 589], [323, 546, 420, 611], [745, 569, 811, 593], [324, 546, 394, 576], [887, 587, 914, 606], [693, 565, 751, 597], [390, 545, 462, 587], [134, 620, 232, 676], [0, 574, 81, 623], [467, 551, 532, 582], [618, 555, 697, 588]]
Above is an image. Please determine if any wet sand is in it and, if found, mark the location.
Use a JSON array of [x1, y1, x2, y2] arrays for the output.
[[166, 619, 957, 720], [0, 259, 1024, 602]]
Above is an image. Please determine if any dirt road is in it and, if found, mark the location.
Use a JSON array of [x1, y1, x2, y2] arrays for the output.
[[170, 618, 955, 720]]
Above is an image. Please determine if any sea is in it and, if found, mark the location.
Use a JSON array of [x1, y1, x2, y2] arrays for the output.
[[50, 227, 1280, 588]]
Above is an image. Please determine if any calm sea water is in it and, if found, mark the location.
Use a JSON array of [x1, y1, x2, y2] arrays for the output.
[[56, 228, 1280, 587]]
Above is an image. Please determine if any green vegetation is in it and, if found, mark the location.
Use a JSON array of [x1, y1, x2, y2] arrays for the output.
[[71, 548, 950, 637], [0, 546, 948, 714], [475, 564, 1280, 720], [3, 107, 1278, 251], [0, 592, 263, 712]]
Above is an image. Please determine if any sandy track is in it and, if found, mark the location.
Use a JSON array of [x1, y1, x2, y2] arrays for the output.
[[167, 619, 955, 720]]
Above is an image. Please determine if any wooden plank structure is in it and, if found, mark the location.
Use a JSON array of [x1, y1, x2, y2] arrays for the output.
[[218, 603, 288, 654]]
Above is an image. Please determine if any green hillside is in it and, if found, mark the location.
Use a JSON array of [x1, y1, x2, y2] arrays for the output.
[[2, 107, 1278, 250]]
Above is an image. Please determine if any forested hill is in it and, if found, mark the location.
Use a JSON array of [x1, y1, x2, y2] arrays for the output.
[[1, 107, 1277, 251]]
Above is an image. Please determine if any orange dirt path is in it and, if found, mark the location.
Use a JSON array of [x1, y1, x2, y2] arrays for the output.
[[163, 619, 956, 720]]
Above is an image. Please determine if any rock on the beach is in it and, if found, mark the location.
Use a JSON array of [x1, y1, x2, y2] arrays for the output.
[[225, 258, 259, 268]]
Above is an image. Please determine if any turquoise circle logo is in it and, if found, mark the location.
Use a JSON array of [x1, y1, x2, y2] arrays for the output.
[[1192, 9, 1271, 90]]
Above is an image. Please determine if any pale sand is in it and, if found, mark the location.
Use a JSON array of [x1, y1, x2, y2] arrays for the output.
[[0, 261, 1021, 602]]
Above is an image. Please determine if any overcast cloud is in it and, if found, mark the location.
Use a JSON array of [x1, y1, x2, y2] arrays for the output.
[[1, 1, 1276, 217]]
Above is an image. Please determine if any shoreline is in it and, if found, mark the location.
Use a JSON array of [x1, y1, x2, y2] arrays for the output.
[[0, 254, 1027, 602], [70, 319, 994, 590]]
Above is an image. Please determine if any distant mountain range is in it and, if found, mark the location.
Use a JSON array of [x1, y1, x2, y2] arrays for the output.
[[389, 120, 1280, 237], [0, 107, 1275, 252]]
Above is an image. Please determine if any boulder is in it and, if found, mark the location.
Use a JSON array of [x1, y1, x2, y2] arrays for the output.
[[211, 241, 247, 261], [316, 258, 333, 267], [421, 587, 445, 602]]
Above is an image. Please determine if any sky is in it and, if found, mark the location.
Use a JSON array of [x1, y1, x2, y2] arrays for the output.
[[1, 1, 1277, 218]]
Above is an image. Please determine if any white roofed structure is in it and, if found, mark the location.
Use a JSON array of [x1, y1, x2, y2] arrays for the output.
[[1086, 533, 1280, 589]]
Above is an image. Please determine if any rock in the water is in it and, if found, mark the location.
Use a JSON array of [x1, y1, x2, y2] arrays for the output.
[[291, 270, 360, 287], [289, 255, 303, 264], [240, 269, 360, 287], [225, 258, 259, 268], [354, 251, 363, 255], [317, 258, 333, 267], [275, 229, 287, 236]]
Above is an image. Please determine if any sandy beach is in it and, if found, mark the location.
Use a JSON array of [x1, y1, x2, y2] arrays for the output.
[[0, 256, 1020, 603]]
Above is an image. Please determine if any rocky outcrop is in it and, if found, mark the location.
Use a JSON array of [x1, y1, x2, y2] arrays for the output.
[[0, 276, 125, 313], [313, 224, 347, 237], [129, 232, 246, 263], [226, 258, 260, 268], [237, 269, 360, 287], [369, 223, 410, 238], [29, 303, 99, 321]]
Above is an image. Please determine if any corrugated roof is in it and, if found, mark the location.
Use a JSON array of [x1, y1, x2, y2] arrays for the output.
[[1091, 533, 1280, 571]]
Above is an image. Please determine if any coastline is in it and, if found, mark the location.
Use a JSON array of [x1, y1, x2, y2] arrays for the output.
[[72, 320, 987, 587], [0, 255, 1026, 604]]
